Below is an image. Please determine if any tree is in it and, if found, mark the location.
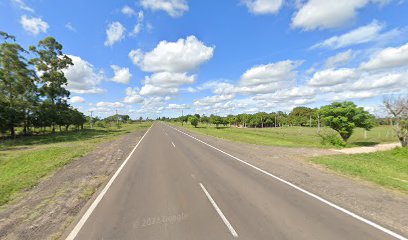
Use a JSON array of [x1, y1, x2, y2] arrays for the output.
[[289, 107, 316, 126], [200, 115, 209, 125], [188, 116, 199, 128], [0, 34, 37, 138], [319, 102, 375, 142], [30, 37, 73, 132], [383, 96, 408, 147], [226, 115, 238, 127], [210, 115, 223, 128], [237, 113, 249, 127], [255, 112, 268, 128], [70, 108, 86, 130], [0, 31, 16, 42], [179, 115, 188, 124]]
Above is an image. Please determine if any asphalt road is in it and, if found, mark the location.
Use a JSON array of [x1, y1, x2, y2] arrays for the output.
[[66, 122, 406, 240]]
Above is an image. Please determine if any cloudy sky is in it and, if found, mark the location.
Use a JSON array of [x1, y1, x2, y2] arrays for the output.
[[1, 0, 408, 118]]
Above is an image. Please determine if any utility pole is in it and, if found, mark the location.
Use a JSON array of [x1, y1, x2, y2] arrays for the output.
[[116, 109, 119, 127], [182, 110, 184, 126], [90, 111, 94, 129], [275, 115, 277, 128], [309, 115, 312, 128], [317, 114, 321, 134]]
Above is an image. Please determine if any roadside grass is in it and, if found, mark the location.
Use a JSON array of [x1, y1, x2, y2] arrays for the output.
[[172, 122, 396, 148], [0, 122, 151, 206], [312, 147, 408, 193]]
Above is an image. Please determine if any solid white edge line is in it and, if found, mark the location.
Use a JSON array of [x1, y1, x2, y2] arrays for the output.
[[165, 123, 407, 240], [199, 183, 239, 238], [65, 124, 153, 240]]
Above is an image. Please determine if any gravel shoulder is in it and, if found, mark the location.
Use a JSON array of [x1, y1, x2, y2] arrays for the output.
[[0, 129, 148, 240], [177, 126, 408, 237]]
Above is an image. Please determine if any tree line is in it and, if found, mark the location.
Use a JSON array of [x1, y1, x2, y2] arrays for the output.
[[0, 31, 86, 138], [168, 99, 408, 147], [170, 107, 317, 129], [167, 102, 378, 145]]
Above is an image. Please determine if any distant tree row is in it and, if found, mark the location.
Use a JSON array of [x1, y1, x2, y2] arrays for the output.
[[0, 31, 86, 138], [167, 102, 378, 144], [173, 107, 320, 129]]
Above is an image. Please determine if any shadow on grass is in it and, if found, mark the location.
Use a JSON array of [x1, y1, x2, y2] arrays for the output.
[[214, 126, 230, 129], [351, 141, 380, 147], [0, 129, 120, 149]]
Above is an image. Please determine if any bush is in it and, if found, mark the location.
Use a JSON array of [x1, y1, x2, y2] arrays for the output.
[[319, 133, 346, 147], [188, 116, 199, 128], [95, 121, 107, 128]]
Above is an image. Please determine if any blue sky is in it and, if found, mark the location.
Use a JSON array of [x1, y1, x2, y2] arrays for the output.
[[1, 0, 408, 118]]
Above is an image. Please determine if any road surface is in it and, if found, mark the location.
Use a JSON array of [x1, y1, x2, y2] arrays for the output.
[[65, 122, 406, 240]]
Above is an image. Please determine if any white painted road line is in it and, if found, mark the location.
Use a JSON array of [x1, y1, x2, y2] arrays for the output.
[[65, 125, 153, 240], [166, 123, 407, 240], [171, 141, 176, 148], [199, 183, 239, 238]]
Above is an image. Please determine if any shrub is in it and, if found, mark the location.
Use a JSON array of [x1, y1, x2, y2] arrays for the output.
[[319, 132, 346, 147], [188, 116, 199, 128], [95, 121, 107, 128]]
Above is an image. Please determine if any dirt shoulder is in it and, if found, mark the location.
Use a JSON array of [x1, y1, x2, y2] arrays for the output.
[[0, 128, 148, 240], [332, 142, 401, 154], [176, 126, 408, 237]]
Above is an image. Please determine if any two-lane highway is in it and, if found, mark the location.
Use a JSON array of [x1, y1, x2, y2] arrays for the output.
[[66, 122, 406, 240]]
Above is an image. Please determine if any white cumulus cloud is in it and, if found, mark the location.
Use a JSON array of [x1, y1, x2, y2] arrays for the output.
[[292, 0, 389, 31], [240, 60, 300, 86], [96, 101, 124, 108], [129, 35, 214, 72], [104, 22, 126, 46], [130, 23, 143, 36], [167, 103, 189, 109], [143, 72, 195, 87], [122, 5, 136, 17], [308, 68, 356, 86], [124, 87, 144, 104], [20, 15, 48, 35], [194, 94, 235, 106], [139, 84, 179, 96], [311, 21, 396, 49], [360, 42, 408, 71], [70, 96, 85, 103], [111, 65, 132, 84], [242, 0, 283, 14], [140, 0, 188, 17], [325, 50, 353, 68], [127, 35, 213, 100], [63, 55, 105, 94]]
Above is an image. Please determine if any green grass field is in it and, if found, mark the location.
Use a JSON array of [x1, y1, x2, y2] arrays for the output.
[[312, 147, 408, 193], [173, 122, 397, 148], [0, 122, 151, 206]]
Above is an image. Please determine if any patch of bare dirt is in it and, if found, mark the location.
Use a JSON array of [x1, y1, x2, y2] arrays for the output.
[[179, 127, 408, 237], [0, 129, 147, 240], [332, 142, 401, 154]]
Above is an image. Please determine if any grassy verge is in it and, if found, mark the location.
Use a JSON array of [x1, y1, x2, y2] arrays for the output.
[[312, 147, 408, 193], [0, 122, 151, 206], [171, 122, 396, 148]]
